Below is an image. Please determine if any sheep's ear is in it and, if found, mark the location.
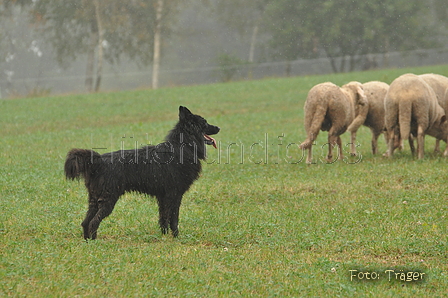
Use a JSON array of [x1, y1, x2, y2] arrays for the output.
[[356, 86, 367, 106]]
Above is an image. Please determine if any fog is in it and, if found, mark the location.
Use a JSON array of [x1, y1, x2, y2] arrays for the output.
[[0, 0, 447, 98]]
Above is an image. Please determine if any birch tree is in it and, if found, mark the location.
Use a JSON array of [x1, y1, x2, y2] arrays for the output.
[[152, 0, 163, 89], [215, 0, 270, 63], [31, 0, 181, 92]]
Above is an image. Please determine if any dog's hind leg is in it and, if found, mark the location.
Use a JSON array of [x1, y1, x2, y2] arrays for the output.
[[87, 196, 118, 240], [81, 194, 99, 240]]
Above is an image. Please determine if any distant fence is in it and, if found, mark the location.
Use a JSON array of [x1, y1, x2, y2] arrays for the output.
[[158, 48, 448, 85], [1, 48, 448, 98]]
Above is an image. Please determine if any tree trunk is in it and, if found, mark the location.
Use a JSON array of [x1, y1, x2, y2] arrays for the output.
[[248, 23, 258, 63], [339, 56, 346, 73], [325, 52, 338, 73], [247, 23, 259, 79], [152, 0, 163, 89], [285, 61, 291, 77], [94, 0, 103, 92], [85, 22, 97, 92], [349, 55, 356, 72], [383, 38, 390, 67]]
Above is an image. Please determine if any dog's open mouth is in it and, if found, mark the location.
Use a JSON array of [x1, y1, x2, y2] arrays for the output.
[[204, 134, 217, 148]]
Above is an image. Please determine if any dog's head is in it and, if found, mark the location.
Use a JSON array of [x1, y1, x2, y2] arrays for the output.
[[179, 106, 220, 148]]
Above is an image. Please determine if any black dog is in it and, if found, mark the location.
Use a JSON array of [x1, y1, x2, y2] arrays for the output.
[[64, 106, 220, 240]]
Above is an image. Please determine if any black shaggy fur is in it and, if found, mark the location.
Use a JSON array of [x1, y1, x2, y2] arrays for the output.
[[64, 106, 220, 240]]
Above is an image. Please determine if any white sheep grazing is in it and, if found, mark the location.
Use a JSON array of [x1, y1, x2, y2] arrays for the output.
[[299, 82, 367, 164], [384, 73, 448, 159], [342, 82, 370, 156], [419, 73, 448, 155], [360, 81, 389, 155]]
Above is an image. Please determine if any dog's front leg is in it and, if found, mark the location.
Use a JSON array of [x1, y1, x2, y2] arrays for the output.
[[169, 196, 182, 237], [157, 197, 170, 235]]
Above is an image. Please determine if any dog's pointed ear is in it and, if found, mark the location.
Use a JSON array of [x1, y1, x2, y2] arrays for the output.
[[179, 106, 192, 120]]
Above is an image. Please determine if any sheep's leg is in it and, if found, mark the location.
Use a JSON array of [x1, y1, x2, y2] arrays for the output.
[[300, 133, 316, 164], [326, 135, 333, 162], [386, 129, 395, 157], [306, 145, 313, 164], [350, 131, 357, 156], [416, 126, 424, 159], [337, 136, 343, 161], [326, 133, 340, 162], [371, 134, 379, 155], [443, 138, 448, 157], [382, 131, 389, 156], [409, 135, 415, 156], [434, 139, 441, 153]]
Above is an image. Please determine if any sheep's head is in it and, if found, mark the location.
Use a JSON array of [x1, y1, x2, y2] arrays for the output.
[[342, 82, 368, 121], [342, 82, 367, 105]]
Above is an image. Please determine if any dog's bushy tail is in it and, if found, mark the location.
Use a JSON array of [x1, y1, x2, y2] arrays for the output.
[[64, 149, 101, 180]]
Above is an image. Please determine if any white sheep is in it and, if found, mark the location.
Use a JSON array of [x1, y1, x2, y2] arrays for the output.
[[348, 81, 389, 155], [419, 73, 448, 155], [384, 73, 448, 159], [299, 82, 367, 164]]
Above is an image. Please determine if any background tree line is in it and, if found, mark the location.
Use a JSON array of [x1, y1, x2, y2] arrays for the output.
[[0, 0, 447, 93]]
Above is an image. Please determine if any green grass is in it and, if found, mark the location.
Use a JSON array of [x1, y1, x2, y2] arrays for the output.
[[1, 65, 447, 297]]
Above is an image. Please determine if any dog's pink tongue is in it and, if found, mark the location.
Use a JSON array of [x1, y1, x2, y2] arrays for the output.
[[205, 134, 217, 149]]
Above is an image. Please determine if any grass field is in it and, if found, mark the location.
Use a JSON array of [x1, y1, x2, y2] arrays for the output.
[[1, 65, 447, 297]]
